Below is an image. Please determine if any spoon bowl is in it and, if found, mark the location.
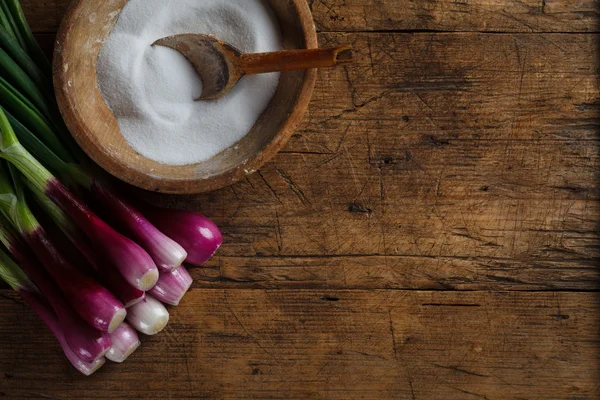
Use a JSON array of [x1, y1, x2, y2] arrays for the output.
[[54, 0, 317, 194]]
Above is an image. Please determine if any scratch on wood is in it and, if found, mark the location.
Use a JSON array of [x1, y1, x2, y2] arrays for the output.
[[257, 170, 283, 204], [409, 378, 416, 400], [223, 290, 277, 361], [275, 168, 310, 206], [432, 363, 489, 378], [422, 303, 481, 307], [317, 85, 401, 125], [447, 386, 490, 399], [388, 310, 399, 362], [27, 393, 61, 400], [275, 210, 283, 255]]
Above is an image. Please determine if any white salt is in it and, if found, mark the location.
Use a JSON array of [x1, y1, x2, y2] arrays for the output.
[[97, 0, 282, 166]]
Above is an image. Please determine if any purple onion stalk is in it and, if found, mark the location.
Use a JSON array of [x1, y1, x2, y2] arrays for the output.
[[20, 290, 106, 375], [23, 224, 127, 333], [100, 262, 146, 308], [0, 171, 128, 333], [0, 233, 111, 363], [25, 184, 146, 308], [92, 182, 187, 272], [150, 265, 193, 306], [106, 322, 140, 363]]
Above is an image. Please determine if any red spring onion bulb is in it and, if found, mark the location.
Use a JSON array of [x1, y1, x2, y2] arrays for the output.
[[92, 183, 188, 272], [149, 266, 193, 306], [26, 226, 127, 333], [56, 327, 107, 375], [142, 207, 222, 267], [60, 310, 112, 363], [20, 290, 107, 375], [126, 295, 169, 335], [106, 322, 141, 363]]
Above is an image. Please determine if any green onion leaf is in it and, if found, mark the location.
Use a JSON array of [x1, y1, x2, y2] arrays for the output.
[[0, 1, 15, 41], [0, 47, 50, 117], [0, 24, 47, 86], [0, 77, 72, 162], [0, 0, 24, 48], [3, 0, 51, 74]]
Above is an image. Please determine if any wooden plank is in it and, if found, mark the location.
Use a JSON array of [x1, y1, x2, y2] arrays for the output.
[[193, 254, 600, 291], [0, 290, 598, 399], [308, 0, 600, 33], [22, 0, 600, 33]]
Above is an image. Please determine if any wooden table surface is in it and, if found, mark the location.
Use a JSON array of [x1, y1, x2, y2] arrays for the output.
[[1, 1, 599, 399]]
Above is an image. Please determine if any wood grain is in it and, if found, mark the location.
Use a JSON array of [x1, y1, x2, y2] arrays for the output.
[[0, 290, 598, 399], [21, 0, 600, 33], [161, 32, 599, 290]]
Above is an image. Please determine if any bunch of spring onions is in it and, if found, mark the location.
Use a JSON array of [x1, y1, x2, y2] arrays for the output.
[[0, 0, 223, 375]]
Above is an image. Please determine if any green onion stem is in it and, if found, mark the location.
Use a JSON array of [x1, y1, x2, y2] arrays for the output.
[[26, 177, 77, 239], [0, 107, 52, 194], [0, 0, 23, 48], [0, 27, 77, 163], [0, 25, 47, 87], [0, 105, 18, 149], [1, 142, 53, 195], [0, 242, 33, 291], [0, 47, 50, 118], [3, 0, 51, 75], [10, 167, 41, 234], [0, 1, 15, 41], [6, 110, 91, 188], [0, 77, 73, 162], [6, 110, 64, 172], [4, 110, 92, 189], [0, 163, 18, 225]]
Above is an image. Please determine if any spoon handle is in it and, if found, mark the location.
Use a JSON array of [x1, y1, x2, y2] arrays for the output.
[[238, 46, 353, 75]]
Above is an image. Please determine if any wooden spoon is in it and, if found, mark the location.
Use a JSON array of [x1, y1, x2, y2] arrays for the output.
[[152, 34, 352, 100]]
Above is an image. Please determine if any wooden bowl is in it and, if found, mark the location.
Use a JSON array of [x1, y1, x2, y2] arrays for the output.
[[54, 0, 317, 194]]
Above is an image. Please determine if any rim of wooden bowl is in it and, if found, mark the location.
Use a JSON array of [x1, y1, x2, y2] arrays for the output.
[[53, 0, 318, 194]]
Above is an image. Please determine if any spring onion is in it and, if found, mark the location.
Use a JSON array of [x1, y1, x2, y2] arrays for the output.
[[20, 290, 107, 375], [141, 205, 222, 266], [0, 249, 106, 374], [93, 182, 187, 271], [0, 3, 15, 41], [126, 295, 169, 335], [0, 164, 126, 332], [0, 2, 226, 369], [0, 223, 111, 362], [23, 177, 146, 307], [100, 261, 147, 308], [0, 108, 160, 291], [149, 266, 193, 306], [106, 322, 140, 363], [1, 110, 187, 276]]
